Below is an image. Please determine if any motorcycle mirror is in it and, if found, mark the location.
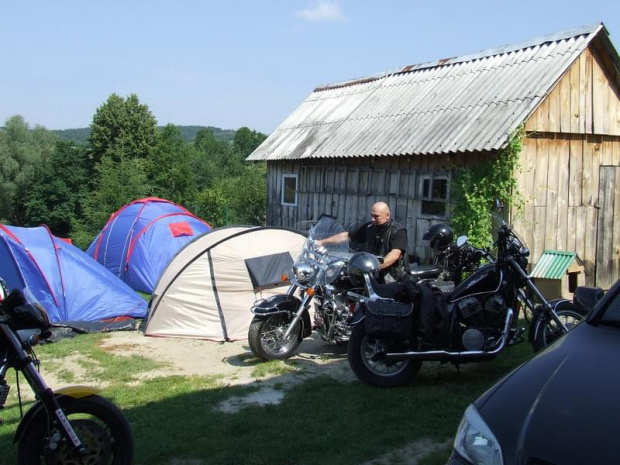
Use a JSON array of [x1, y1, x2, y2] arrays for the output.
[[494, 199, 504, 211], [456, 236, 468, 247]]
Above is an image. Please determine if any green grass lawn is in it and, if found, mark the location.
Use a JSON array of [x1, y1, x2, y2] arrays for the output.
[[0, 332, 534, 465]]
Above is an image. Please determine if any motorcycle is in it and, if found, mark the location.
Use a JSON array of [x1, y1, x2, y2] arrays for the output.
[[412, 234, 491, 286], [346, 201, 587, 387], [0, 280, 133, 464], [248, 216, 360, 361]]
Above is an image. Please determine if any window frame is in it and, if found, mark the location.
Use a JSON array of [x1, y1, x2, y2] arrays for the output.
[[281, 174, 299, 207], [419, 172, 450, 218]]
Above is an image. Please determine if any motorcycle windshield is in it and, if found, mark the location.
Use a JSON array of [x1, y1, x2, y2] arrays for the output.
[[297, 217, 353, 287], [308, 217, 351, 256]]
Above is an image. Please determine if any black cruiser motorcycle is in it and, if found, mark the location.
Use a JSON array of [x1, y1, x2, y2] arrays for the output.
[[346, 203, 586, 387], [0, 280, 133, 464]]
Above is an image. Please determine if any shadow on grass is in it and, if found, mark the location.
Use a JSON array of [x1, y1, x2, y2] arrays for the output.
[[0, 338, 532, 465]]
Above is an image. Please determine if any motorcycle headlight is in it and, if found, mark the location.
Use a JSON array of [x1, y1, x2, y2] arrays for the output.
[[293, 262, 315, 284], [453, 405, 503, 465]]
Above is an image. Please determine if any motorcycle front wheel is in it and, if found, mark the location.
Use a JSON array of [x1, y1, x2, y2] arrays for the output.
[[248, 314, 302, 361], [17, 394, 133, 465], [531, 303, 586, 353], [347, 323, 422, 387]]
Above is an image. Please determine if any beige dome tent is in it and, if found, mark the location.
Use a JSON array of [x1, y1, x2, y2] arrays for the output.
[[144, 226, 307, 341]]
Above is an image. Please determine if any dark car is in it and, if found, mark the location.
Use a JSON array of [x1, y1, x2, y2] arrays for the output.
[[447, 281, 620, 465]]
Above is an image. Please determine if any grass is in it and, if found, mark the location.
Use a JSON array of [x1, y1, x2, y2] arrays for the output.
[[0, 332, 534, 465]]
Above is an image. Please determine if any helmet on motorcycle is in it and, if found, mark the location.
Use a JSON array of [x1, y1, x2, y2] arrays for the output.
[[422, 223, 454, 254], [347, 252, 380, 287]]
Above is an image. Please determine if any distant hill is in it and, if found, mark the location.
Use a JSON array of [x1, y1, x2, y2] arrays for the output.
[[53, 125, 237, 145]]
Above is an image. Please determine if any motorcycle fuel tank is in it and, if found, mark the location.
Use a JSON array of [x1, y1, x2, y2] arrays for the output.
[[448, 264, 501, 302]]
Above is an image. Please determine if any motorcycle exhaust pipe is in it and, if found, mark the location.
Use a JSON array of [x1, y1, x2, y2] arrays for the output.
[[383, 309, 514, 361]]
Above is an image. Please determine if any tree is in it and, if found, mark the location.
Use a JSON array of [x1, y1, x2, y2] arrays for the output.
[[26, 141, 88, 237], [195, 163, 266, 227], [0, 116, 56, 225], [89, 94, 158, 164], [232, 126, 267, 158], [72, 152, 151, 249], [149, 124, 196, 205]]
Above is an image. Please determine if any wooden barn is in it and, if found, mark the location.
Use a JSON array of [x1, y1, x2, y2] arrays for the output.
[[248, 23, 620, 289]]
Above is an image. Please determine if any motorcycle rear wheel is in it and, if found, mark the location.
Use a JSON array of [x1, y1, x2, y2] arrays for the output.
[[347, 323, 422, 387], [531, 303, 586, 353], [248, 314, 302, 361], [17, 395, 133, 465]]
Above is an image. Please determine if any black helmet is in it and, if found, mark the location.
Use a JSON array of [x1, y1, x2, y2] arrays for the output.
[[347, 252, 380, 287], [422, 223, 454, 254]]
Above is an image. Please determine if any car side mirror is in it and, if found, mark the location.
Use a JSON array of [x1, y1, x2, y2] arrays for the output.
[[574, 286, 604, 312]]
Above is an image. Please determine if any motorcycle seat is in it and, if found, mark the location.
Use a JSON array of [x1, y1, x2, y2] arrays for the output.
[[409, 264, 442, 279]]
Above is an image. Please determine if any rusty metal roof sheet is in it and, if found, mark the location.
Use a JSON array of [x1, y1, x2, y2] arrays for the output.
[[249, 23, 617, 161]]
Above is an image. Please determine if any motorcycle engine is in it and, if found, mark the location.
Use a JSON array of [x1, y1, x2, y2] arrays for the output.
[[313, 292, 352, 343], [456, 294, 507, 350]]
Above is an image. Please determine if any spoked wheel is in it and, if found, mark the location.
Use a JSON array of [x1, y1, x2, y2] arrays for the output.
[[17, 395, 133, 465], [347, 323, 421, 387], [248, 314, 302, 361], [532, 303, 586, 353]]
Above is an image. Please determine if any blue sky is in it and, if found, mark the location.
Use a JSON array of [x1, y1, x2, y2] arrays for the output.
[[2, 0, 619, 134]]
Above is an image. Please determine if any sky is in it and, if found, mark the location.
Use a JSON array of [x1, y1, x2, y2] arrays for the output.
[[2, 0, 619, 135]]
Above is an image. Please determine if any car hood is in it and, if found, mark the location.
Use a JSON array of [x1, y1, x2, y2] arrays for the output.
[[475, 322, 620, 465]]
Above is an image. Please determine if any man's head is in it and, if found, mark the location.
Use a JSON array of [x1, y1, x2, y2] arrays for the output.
[[370, 202, 391, 226]]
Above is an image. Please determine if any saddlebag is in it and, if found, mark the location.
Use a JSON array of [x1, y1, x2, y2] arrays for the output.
[[364, 299, 414, 341]]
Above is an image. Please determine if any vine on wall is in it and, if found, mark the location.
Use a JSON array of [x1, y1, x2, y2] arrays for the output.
[[450, 126, 524, 247]]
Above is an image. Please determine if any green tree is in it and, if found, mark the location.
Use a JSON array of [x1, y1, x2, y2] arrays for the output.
[[89, 94, 158, 164], [149, 124, 196, 204], [0, 116, 56, 225], [192, 128, 229, 187], [195, 163, 266, 227], [26, 141, 88, 237], [232, 126, 267, 159], [72, 153, 151, 249]]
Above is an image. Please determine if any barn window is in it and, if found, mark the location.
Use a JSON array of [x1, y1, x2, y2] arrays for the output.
[[420, 174, 449, 217], [281, 174, 298, 206]]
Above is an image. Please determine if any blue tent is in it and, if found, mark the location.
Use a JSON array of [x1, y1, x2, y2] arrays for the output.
[[87, 197, 212, 293], [0, 225, 147, 323]]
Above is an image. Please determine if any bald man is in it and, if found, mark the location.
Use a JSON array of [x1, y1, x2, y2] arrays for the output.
[[317, 202, 408, 283]]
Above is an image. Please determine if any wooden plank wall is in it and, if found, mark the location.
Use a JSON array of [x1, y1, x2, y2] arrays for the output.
[[516, 133, 620, 286], [520, 44, 620, 286], [597, 166, 620, 289], [525, 47, 620, 136], [266, 153, 472, 262]]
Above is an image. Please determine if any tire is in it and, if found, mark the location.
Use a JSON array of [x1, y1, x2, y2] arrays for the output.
[[248, 314, 302, 361], [531, 302, 586, 353], [346, 323, 422, 387], [18, 394, 133, 465]]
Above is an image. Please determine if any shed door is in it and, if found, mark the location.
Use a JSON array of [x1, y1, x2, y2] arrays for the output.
[[596, 166, 620, 290]]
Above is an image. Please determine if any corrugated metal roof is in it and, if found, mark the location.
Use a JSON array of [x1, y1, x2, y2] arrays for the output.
[[249, 23, 618, 161], [530, 250, 579, 279]]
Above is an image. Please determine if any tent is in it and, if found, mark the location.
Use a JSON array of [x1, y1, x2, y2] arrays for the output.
[[87, 197, 212, 294], [144, 226, 307, 341], [0, 225, 147, 323]]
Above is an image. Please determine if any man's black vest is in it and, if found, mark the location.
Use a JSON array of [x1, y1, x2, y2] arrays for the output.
[[364, 220, 407, 282]]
